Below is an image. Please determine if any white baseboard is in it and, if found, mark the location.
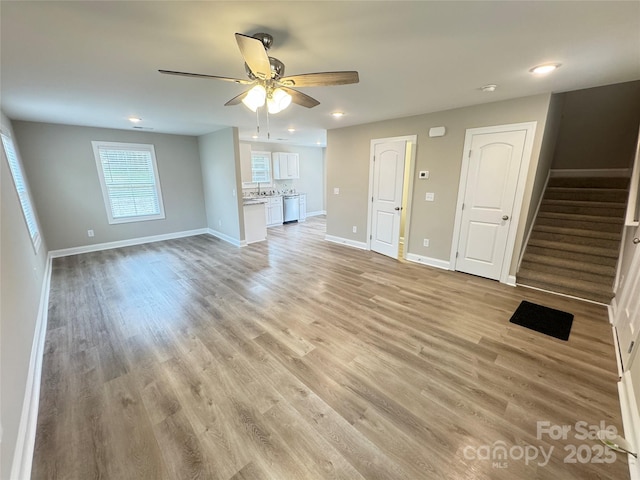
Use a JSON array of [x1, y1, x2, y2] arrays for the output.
[[307, 210, 326, 217], [49, 228, 209, 258], [207, 228, 246, 247], [325, 234, 368, 250], [550, 168, 631, 178], [10, 254, 53, 480], [506, 275, 517, 287], [405, 253, 451, 270]]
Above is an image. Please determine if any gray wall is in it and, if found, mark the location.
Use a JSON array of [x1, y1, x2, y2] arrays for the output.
[[552, 81, 640, 170], [1, 112, 49, 479], [243, 142, 326, 214], [326, 94, 552, 276], [199, 128, 244, 241], [12, 121, 207, 251]]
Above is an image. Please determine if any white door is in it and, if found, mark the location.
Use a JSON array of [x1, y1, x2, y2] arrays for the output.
[[370, 140, 406, 258], [453, 128, 528, 280], [616, 227, 640, 370]]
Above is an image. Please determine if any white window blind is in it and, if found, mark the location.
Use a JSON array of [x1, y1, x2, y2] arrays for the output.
[[251, 151, 272, 183], [92, 141, 165, 224], [1, 132, 41, 251]]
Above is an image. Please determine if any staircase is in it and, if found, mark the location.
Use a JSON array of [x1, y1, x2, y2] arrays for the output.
[[517, 176, 629, 304]]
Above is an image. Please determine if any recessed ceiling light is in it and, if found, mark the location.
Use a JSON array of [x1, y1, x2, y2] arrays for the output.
[[480, 84, 497, 92], [316, 141, 322, 145], [128, 117, 142, 123], [251, 134, 259, 139], [530, 63, 561, 75], [287, 128, 296, 133], [331, 112, 344, 118]]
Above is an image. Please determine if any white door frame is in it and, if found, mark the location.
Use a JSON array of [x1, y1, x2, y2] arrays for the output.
[[449, 122, 537, 284], [367, 135, 418, 257]]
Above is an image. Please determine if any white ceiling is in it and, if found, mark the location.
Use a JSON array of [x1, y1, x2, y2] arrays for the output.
[[2, 1, 639, 147]]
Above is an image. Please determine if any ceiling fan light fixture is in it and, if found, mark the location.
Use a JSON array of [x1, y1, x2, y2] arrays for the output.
[[267, 88, 292, 114], [242, 85, 266, 111]]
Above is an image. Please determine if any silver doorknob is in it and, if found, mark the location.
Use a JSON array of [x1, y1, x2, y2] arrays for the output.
[[502, 215, 509, 221], [634, 237, 640, 245]]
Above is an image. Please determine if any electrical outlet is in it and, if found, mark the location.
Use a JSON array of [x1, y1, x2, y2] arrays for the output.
[[425, 192, 435, 201], [423, 238, 430, 247], [419, 171, 430, 179], [87, 229, 94, 237], [218, 220, 222, 227], [352, 226, 357, 233], [334, 187, 340, 195]]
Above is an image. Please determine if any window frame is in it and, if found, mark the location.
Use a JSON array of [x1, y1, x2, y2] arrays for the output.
[[1, 130, 42, 252], [91, 141, 166, 225]]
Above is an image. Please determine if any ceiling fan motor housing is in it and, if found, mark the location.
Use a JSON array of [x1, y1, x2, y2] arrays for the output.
[[244, 57, 284, 81], [252, 33, 273, 50]]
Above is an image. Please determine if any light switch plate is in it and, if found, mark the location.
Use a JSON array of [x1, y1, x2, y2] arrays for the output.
[[425, 192, 435, 201], [334, 187, 340, 195]]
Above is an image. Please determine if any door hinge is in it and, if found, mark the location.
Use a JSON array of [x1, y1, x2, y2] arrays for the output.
[[629, 341, 635, 354], [462, 203, 465, 210], [468, 150, 472, 158], [370, 234, 372, 240], [456, 252, 459, 258], [371, 196, 374, 202], [373, 156, 375, 162]]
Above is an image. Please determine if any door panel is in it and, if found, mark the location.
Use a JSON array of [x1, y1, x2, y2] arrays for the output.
[[616, 226, 640, 370], [370, 140, 406, 258], [455, 130, 526, 280]]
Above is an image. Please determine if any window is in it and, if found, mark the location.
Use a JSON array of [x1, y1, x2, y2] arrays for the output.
[[251, 151, 272, 184], [92, 141, 165, 224], [1, 132, 41, 251]]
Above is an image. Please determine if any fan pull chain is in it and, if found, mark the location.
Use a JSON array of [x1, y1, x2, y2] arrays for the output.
[[266, 108, 271, 140], [255, 108, 260, 137]]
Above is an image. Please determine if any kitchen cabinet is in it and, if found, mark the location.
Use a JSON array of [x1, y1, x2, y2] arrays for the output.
[[243, 202, 267, 244], [299, 194, 307, 222], [265, 196, 284, 227], [272, 152, 299, 179]]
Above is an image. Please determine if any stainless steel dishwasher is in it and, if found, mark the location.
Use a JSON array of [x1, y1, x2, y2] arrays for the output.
[[283, 194, 300, 223]]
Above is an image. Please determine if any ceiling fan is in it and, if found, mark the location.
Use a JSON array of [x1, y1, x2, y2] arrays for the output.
[[159, 32, 359, 114]]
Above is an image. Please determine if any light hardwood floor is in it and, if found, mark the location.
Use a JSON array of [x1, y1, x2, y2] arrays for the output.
[[33, 217, 628, 479]]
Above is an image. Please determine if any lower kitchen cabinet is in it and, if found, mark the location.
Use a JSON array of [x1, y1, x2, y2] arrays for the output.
[[265, 196, 283, 227], [299, 194, 307, 222]]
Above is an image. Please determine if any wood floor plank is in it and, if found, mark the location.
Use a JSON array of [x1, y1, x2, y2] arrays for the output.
[[33, 217, 629, 479]]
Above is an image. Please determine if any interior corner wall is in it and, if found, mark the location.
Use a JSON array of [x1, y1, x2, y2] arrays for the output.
[[11, 121, 207, 251], [0, 112, 49, 480], [326, 94, 552, 275], [551, 80, 640, 170], [199, 127, 244, 240]]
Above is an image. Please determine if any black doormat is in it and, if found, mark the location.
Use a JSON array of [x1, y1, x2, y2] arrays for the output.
[[509, 300, 574, 341]]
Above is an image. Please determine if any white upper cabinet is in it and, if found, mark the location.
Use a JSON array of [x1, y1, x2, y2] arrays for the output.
[[273, 152, 299, 179]]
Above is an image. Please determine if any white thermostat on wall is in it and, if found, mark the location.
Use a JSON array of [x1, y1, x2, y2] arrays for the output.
[[429, 126, 446, 137]]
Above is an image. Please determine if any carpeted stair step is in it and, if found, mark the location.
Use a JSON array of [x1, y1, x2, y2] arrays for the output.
[[539, 199, 626, 217], [524, 244, 618, 267], [517, 269, 614, 304], [532, 224, 622, 241], [535, 212, 624, 233], [544, 187, 628, 203], [521, 253, 616, 276], [526, 238, 619, 260], [529, 230, 621, 249], [519, 260, 614, 286], [547, 176, 630, 189]]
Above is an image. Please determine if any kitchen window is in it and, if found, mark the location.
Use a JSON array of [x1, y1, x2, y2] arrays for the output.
[[1, 131, 42, 252], [251, 151, 272, 183], [92, 141, 165, 224]]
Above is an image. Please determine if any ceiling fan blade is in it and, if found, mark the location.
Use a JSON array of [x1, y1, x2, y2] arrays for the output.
[[235, 33, 271, 80], [279, 71, 359, 87], [159, 70, 252, 84], [281, 87, 320, 108], [224, 90, 250, 106]]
